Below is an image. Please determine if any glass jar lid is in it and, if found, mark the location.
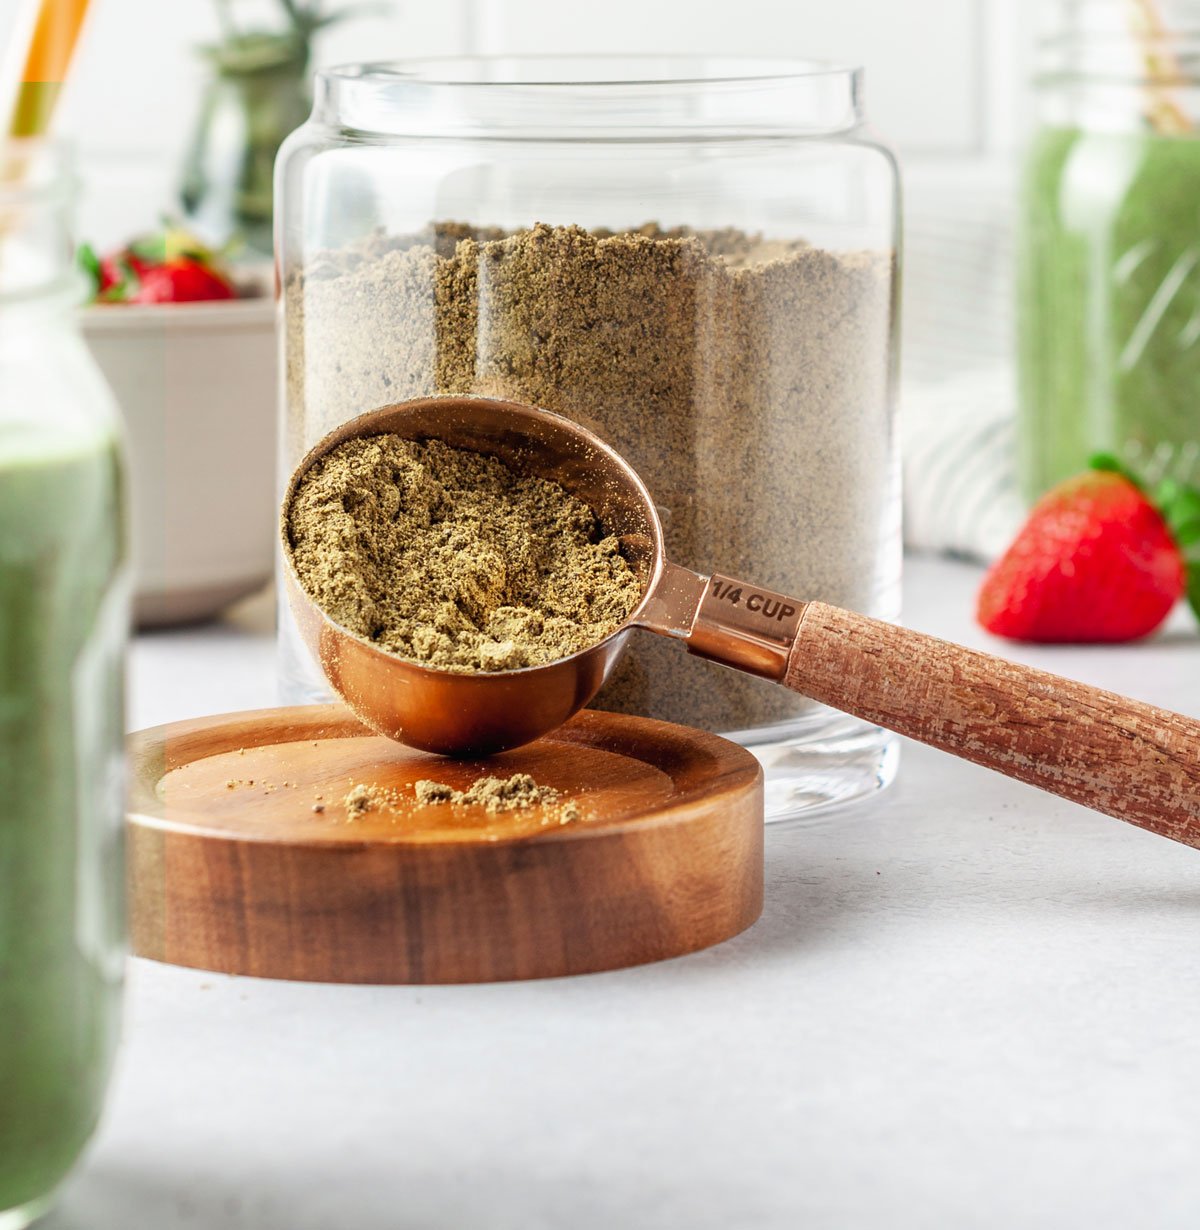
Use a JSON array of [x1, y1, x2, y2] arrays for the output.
[[310, 56, 865, 140]]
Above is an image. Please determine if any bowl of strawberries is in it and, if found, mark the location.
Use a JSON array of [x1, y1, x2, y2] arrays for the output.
[[80, 226, 277, 626]]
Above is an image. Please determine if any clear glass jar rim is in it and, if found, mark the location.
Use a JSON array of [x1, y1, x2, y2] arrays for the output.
[[309, 55, 866, 139], [320, 55, 860, 88], [0, 136, 74, 207], [1039, 1, 1200, 84], [1044, 0, 1200, 27], [0, 137, 82, 309]]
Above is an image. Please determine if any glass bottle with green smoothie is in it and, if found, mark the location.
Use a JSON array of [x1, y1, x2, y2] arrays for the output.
[[0, 141, 128, 1227], [1019, 0, 1200, 501]]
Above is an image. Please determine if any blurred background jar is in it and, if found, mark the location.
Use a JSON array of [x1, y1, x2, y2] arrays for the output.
[[1019, 0, 1200, 501], [0, 140, 127, 1228], [178, 1, 378, 256], [276, 58, 901, 821]]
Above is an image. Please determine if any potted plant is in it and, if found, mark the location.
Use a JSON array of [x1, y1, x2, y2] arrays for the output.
[[180, 0, 377, 255]]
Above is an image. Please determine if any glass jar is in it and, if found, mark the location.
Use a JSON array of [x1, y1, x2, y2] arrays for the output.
[[276, 57, 901, 821], [0, 141, 128, 1227], [1019, 1, 1200, 500]]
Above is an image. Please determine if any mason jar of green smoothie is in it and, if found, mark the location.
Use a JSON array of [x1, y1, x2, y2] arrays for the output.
[[0, 141, 128, 1227], [1019, 0, 1200, 501]]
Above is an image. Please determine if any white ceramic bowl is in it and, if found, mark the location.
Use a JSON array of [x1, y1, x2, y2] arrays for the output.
[[81, 296, 277, 626]]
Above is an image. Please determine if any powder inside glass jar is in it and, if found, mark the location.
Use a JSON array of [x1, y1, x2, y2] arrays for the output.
[[285, 434, 642, 672], [285, 221, 894, 731]]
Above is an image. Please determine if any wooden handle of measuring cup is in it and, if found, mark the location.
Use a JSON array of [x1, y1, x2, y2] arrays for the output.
[[786, 603, 1200, 847]]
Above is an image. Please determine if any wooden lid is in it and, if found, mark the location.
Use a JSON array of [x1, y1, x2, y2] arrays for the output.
[[127, 705, 763, 984]]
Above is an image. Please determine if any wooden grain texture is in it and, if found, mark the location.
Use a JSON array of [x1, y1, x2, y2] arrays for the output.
[[127, 705, 763, 984], [786, 602, 1200, 847]]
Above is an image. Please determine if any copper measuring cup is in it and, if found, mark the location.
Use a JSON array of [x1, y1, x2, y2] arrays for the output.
[[283, 396, 1200, 848]]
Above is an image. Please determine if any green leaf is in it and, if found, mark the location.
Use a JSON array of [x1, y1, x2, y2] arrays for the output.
[[1155, 476, 1200, 560], [77, 243, 102, 298], [1088, 451, 1143, 489], [1156, 479, 1200, 521], [1187, 563, 1200, 625]]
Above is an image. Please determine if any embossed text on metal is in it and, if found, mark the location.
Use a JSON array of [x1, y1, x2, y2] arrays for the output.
[[686, 573, 806, 681]]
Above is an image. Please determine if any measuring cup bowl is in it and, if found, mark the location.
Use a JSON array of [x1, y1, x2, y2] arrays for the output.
[[286, 566, 634, 754], [281, 396, 664, 755]]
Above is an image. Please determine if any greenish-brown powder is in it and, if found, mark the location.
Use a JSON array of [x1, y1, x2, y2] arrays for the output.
[[415, 774, 581, 823], [286, 434, 641, 672], [415, 773, 555, 812]]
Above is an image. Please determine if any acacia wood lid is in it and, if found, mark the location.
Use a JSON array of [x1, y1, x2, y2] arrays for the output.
[[127, 705, 764, 984]]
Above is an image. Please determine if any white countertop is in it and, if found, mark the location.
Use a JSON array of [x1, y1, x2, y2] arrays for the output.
[[45, 557, 1200, 1230]]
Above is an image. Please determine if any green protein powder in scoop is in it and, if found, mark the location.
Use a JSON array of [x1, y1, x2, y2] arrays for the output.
[[286, 434, 642, 671]]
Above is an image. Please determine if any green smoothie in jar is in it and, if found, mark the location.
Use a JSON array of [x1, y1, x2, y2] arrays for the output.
[[0, 139, 128, 1229], [0, 424, 126, 1220], [1017, 3, 1200, 502]]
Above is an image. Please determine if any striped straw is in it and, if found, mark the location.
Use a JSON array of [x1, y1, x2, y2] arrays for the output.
[[6, 0, 93, 138], [1129, 0, 1193, 133]]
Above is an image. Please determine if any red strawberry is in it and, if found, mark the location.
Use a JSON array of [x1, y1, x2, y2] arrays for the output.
[[78, 226, 239, 305], [977, 457, 1199, 643], [128, 258, 236, 304], [97, 254, 123, 292]]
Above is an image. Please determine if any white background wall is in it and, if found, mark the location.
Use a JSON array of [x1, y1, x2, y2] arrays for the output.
[[0, 0, 1047, 245]]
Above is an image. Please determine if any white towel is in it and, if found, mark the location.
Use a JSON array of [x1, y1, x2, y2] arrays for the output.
[[899, 161, 1023, 562], [901, 368, 1025, 562]]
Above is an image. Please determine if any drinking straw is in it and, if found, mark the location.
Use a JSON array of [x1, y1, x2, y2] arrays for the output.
[[1129, 0, 1193, 133], [5, 0, 93, 138]]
